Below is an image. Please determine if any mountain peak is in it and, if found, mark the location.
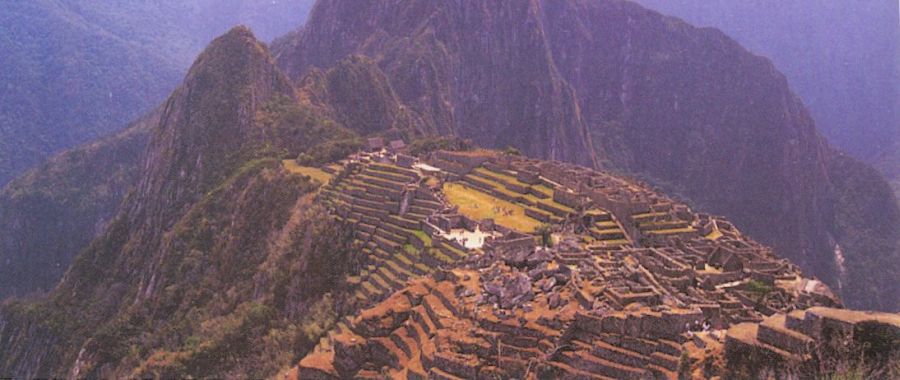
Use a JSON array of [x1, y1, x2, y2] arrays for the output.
[[122, 27, 294, 231], [188, 25, 272, 78]]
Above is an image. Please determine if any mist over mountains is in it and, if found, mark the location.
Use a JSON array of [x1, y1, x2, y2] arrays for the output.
[[634, 0, 899, 184], [0, 0, 315, 186]]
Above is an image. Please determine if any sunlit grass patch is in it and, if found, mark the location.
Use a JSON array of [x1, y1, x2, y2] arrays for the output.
[[282, 160, 332, 184], [442, 182, 541, 233]]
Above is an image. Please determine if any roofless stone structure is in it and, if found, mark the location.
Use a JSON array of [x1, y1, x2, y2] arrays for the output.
[[289, 149, 896, 379]]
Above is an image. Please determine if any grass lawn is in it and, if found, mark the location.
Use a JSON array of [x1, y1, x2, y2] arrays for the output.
[[632, 211, 668, 220], [532, 184, 554, 197], [283, 160, 332, 184], [473, 167, 525, 187], [442, 182, 541, 233], [647, 227, 697, 235]]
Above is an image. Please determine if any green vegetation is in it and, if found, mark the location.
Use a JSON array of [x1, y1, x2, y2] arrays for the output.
[[0, 38, 361, 377], [632, 211, 668, 220], [647, 227, 696, 235], [502, 146, 522, 156], [532, 184, 554, 197], [296, 138, 364, 167], [407, 136, 473, 156], [677, 351, 692, 379], [745, 280, 774, 296], [826, 154, 900, 311], [282, 160, 332, 185], [473, 167, 525, 187], [0, 118, 152, 299], [0, 1, 315, 187], [256, 95, 363, 165], [467, 174, 532, 201], [705, 229, 723, 240], [412, 230, 433, 247], [442, 182, 541, 233], [316, 55, 422, 137]]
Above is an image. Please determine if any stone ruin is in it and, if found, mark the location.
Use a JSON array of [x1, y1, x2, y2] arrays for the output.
[[726, 307, 900, 378], [290, 150, 896, 379]]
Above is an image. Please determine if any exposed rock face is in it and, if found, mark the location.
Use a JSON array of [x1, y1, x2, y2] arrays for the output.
[[875, 140, 900, 202], [540, 0, 831, 258], [274, 0, 899, 310], [825, 153, 900, 311], [0, 2, 896, 378], [275, 0, 598, 167], [632, 0, 899, 165], [298, 55, 421, 136]]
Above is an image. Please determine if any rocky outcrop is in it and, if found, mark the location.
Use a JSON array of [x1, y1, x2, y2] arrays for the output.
[[123, 26, 294, 232]]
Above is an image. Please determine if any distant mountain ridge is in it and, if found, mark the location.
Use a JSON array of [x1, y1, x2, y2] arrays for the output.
[[633, 0, 899, 183], [0, 0, 316, 186]]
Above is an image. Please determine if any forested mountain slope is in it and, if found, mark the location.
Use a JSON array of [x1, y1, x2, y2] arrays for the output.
[[0, 0, 315, 186]]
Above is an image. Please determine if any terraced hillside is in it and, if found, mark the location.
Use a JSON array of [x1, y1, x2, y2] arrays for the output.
[[318, 158, 457, 307], [274, 149, 900, 379]]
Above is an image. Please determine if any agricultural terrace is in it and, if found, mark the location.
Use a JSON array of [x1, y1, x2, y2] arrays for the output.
[[283, 159, 332, 185], [442, 182, 542, 233]]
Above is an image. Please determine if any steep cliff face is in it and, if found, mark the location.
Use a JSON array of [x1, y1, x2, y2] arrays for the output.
[[875, 140, 900, 202], [274, 0, 898, 310], [537, 0, 837, 290], [123, 26, 294, 232], [0, 27, 359, 378], [275, 0, 597, 166], [826, 153, 900, 311], [297, 55, 421, 136], [632, 0, 899, 165], [0, 111, 155, 300]]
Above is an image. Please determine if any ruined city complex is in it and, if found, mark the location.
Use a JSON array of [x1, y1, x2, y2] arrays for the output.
[[286, 148, 898, 379]]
